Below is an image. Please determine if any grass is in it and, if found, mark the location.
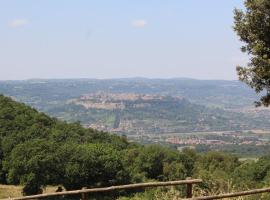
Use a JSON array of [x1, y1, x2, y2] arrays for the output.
[[0, 185, 58, 199], [0, 185, 23, 199]]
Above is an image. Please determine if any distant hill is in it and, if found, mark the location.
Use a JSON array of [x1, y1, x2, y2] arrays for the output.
[[0, 78, 259, 109], [53, 92, 270, 134], [0, 78, 269, 135]]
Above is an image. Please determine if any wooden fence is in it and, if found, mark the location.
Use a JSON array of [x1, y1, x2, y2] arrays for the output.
[[2, 178, 270, 200], [1, 179, 202, 200], [182, 187, 270, 200]]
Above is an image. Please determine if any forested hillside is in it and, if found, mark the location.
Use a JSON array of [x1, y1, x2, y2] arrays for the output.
[[1, 94, 270, 199]]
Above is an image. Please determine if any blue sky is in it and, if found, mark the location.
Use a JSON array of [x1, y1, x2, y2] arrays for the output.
[[0, 0, 247, 80]]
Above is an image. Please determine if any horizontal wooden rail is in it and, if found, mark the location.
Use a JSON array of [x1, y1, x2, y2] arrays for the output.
[[182, 187, 270, 200], [1, 179, 202, 200]]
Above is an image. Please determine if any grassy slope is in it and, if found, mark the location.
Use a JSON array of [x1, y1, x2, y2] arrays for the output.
[[0, 185, 57, 199]]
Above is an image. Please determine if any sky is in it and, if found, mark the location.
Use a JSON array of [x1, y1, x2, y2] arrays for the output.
[[0, 0, 247, 80]]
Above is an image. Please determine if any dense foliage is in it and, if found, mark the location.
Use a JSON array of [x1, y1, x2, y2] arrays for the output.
[[1, 94, 270, 199], [0, 94, 130, 195], [234, 0, 270, 106]]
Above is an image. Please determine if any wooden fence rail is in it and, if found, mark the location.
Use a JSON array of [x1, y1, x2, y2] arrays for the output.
[[1, 179, 202, 200], [3, 179, 270, 200], [183, 187, 270, 200]]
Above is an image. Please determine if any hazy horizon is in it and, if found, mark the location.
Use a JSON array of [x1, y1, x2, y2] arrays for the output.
[[0, 76, 239, 82], [1, 0, 247, 81]]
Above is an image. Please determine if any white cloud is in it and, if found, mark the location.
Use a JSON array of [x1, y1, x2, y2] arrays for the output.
[[132, 19, 147, 28], [8, 19, 29, 28]]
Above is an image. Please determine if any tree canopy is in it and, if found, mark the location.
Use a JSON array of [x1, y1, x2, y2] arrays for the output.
[[234, 0, 270, 106], [2, 94, 270, 199], [0, 95, 198, 196]]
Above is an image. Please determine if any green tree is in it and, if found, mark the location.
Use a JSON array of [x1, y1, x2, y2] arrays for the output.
[[0, 138, 6, 184], [234, 0, 270, 106], [252, 155, 270, 182], [163, 161, 186, 181], [196, 151, 240, 173], [135, 145, 170, 180], [232, 161, 258, 189], [60, 143, 130, 190], [4, 139, 62, 195]]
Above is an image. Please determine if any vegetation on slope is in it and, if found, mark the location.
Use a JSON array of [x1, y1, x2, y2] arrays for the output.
[[1, 94, 270, 199], [0, 94, 194, 197]]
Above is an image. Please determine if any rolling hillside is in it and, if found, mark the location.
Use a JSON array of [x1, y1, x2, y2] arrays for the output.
[[0, 79, 269, 135]]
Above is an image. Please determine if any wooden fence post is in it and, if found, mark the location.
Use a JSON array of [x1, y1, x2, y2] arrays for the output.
[[186, 177, 193, 198], [81, 187, 88, 200]]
